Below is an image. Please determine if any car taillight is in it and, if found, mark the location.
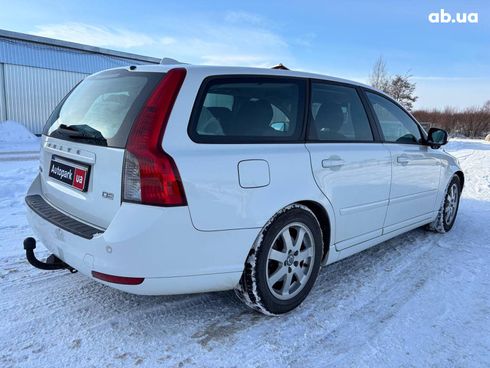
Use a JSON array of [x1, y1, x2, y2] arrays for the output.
[[123, 68, 187, 206]]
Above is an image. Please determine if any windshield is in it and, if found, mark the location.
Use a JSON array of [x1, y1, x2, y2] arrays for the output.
[[44, 69, 164, 147]]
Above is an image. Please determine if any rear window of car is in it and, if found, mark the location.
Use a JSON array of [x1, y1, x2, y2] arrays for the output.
[[43, 69, 164, 148], [188, 76, 307, 143], [308, 83, 374, 142]]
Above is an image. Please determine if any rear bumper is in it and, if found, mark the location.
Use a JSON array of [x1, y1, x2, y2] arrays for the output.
[[26, 194, 102, 239], [25, 174, 258, 295]]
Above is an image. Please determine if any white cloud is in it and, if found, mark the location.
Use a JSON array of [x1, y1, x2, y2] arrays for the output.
[[414, 77, 490, 109], [224, 11, 266, 26], [33, 22, 155, 49], [412, 76, 487, 81], [157, 29, 290, 67], [160, 36, 177, 46], [32, 11, 293, 68], [155, 13, 292, 67]]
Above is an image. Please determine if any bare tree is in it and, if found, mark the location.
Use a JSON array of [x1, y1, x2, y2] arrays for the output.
[[387, 74, 418, 111], [369, 56, 390, 92], [483, 100, 490, 112], [413, 105, 490, 138], [369, 56, 418, 111]]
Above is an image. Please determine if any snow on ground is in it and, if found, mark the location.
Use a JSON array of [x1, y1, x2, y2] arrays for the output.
[[0, 138, 489, 368], [0, 121, 40, 159]]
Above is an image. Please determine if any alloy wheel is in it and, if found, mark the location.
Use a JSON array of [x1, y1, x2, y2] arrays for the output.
[[444, 183, 459, 225], [266, 222, 315, 300]]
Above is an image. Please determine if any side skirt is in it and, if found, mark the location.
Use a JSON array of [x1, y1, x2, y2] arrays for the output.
[[324, 212, 437, 265]]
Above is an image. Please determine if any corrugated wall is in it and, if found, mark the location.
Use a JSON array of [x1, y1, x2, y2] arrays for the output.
[[0, 63, 6, 121], [4, 64, 87, 133], [0, 35, 159, 134], [0, 37, 154, 74]]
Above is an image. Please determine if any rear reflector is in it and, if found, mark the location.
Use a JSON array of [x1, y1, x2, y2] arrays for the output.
[[92, 271, 144, 285], [123, 68, 187, 206]]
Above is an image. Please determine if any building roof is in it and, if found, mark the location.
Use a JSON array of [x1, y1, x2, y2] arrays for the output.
[[0, 29, 160, 74]]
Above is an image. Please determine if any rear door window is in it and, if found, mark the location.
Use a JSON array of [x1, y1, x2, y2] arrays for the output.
[[189, 77, 306, 143], [43, 69, 164, 148], [307, 83, 374, 142]]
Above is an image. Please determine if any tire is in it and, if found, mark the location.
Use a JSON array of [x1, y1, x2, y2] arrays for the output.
[[235, 204, 323, 315], [427, 175, 461, 233]]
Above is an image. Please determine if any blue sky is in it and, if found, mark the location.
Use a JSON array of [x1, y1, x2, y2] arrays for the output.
[[0, 0, 488, 109]]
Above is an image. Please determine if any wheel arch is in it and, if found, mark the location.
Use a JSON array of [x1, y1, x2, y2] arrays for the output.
[[455, 170, 464, 190], [297, 200, 331, 262]]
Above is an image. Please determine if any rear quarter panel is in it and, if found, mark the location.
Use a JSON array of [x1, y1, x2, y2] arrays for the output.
[[162, 68, 336, 240]]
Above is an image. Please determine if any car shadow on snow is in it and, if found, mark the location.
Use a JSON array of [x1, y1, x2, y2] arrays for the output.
[[48, 229, 431, 336], [27, 198, 486, 358]]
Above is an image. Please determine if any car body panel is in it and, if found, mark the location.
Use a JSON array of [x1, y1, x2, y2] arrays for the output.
[[306, 143, 392, 248], [25, 64, 464, 296], [40, 136, 124, 229], [164, 69, 335, 233], [382, 143, 442, 231], [26, 174, 257, 294]]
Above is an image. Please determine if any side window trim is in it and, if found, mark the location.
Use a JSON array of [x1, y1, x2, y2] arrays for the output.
[[302, 78, 312, 142], [305, 78, 378, 143], [356, 86, 383, 142], [187, 74, 308, 144], [361, 87, 426, 145]]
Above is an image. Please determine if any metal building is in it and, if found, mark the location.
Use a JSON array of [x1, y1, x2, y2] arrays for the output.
[[0, 29, 160, 134]]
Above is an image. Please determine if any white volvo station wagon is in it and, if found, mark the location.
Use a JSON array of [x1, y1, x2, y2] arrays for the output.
[[24, 65, 463, 314]]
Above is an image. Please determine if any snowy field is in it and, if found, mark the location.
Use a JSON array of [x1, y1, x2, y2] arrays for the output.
[[0, 129, 489, 367]]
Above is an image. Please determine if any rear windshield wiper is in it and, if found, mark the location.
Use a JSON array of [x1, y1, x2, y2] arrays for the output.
[[51, 124, 108, 146]]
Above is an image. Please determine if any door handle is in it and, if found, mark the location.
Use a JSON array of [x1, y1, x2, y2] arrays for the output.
[[322, 158, 345, 169], [397, 156, 410, 165]]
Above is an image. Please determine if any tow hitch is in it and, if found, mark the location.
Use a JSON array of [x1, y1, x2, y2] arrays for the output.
[[23, 237, 77, 273]]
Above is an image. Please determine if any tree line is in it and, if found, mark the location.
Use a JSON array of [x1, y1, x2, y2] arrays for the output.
[[412, 104, 490, 138]]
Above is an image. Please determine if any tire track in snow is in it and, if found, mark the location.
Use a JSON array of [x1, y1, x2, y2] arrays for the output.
[[1, 139, 490, 368]]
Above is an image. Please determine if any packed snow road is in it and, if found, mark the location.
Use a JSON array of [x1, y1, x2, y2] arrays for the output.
[[1, 139, 489, 368]]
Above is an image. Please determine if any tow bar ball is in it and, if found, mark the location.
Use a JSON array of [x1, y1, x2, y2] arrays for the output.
[[23, 237, 77, 273], [23, 237, 36, 251]]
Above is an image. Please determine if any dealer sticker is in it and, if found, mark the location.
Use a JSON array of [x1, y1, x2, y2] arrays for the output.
[[49, 156, 90, 192]]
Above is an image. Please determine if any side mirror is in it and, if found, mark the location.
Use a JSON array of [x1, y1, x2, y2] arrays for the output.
[[427, 128, 448, 148]]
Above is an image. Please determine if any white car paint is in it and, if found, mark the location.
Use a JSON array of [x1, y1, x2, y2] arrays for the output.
[[25, 65, 463, 296], [27, 173, 257, 294], [306, 143, 391, 249], [383, 143, 442, 231], [39, 139, 124, 229]]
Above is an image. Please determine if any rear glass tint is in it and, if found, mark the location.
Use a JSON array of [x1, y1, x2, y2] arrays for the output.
[[44, 69, 164, 148], [189, 77, 306, 143], [308, 83, 373, 142]]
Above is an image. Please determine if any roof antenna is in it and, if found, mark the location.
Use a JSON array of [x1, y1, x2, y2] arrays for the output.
[[271, 63, 289, 70]]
